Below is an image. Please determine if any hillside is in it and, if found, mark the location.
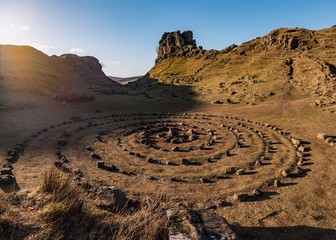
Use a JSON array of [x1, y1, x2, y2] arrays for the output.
[[139, 27, 336, 107], [109, 75, 144, 85], [0, 45, 122, 107]]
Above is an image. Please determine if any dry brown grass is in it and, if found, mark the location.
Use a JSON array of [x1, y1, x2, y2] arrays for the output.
[[36, 168, 168, 240]]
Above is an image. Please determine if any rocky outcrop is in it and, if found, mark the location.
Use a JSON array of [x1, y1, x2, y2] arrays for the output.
[[262, 28, 312, 50], [156, 30, 197, 62], [167, 208, 236, 240], [58, 54, 105, 76]]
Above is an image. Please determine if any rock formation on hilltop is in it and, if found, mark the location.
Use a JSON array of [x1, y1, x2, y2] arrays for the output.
[[156, 30, 197, 62]]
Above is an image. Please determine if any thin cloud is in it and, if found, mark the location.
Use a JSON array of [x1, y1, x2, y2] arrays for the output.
[[70, 48, 86, 53], [10, 24, 30, 31], [18, 25, 30, 31], [110, 60, 120, 65]]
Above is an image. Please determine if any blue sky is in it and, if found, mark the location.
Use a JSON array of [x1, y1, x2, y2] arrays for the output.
[[0, 0, 336, 77]]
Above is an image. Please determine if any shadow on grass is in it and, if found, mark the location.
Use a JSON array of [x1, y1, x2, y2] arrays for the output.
[[231, 225, 336, 240]]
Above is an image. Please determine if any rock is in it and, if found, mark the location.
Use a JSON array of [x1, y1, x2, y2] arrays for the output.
[[224, 167, 237, 174], [262, 29, 307, 51], [57, 138, 67, 146], [54, 160, 63, 168], [140, 131, 148, 138], [148, 176, 158, 181], [97, 161, 105, 168], [200, 178, 211, 183], [90, 153, 102, 160], [181, 159, 190, 165], [290, 137, 301, 145], [63, 131, 72, 137], [156, 30, 197, 62], [168, 209, 236, 240], [233, 193, 249, 202], [274, 179, 281, 187], [3, 163, 13, 170], [207, 129, 214, 135], [317, 133, 327, 140], [255, 160, 262, 167], [325, 137, 333, 143], [235, 169, 245, 175], [0, 168, 12, 175], [188, 135, 197, 141], [296, 151, 304, 158], [196, 143, 204, 150], [72, 168, 83, 177], [282, 170, 290, 178], [293, 167, 304, 175], [297, 160, 304, 166], [252, 189, 262, 196], [298, 145, 305, 152], [187, 129, 195, 135], [147, 157, 155, 163], [172, 147, 179, 152], [0, 174, 15, 184], [166, 161, 172, 165], [168, 127, 178, 138], [212, 100, 222, 104], [96, 186, 126, 211]]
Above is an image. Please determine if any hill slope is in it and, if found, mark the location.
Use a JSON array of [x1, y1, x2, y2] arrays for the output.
[[139, 27, 336, 106], [0, 45, 122, 106], [109, 75, 144, 85]]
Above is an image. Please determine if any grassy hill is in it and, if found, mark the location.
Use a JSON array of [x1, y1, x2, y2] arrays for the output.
[[0, 45, 123, 108], [109, 75, 144, 85], [140, 27, 336, 107]]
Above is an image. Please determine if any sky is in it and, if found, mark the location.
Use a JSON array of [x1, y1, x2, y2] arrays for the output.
[[0, 0, 336, 77]]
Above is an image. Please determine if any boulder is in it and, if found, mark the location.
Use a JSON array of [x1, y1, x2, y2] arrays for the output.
[[252, 189, 262, 196], [167, 209, 236, 240], [235, 169, 245, 175], [255, 160, 262, 167], [317, 133, 327, 140], [293, 167, 304, 175], [63, 131, 72, 137], [181, 159, 190, 165], [212, 100, 222, 104], [297, 160, 304, 166], [282, 169, 290, 178], [172, 147, 179, 152], [0, 174, 15, 184], [54, 160, 63, 168], [233, 193, 249, 202], [200, 178, 211, 183], [3, 163, 13, 170], [1, 168, 12, 175], [224, 167, 237, 174], [96, 186, 127, 211], [296, 151, 304, 158], [97, 161, 105, 168], [57, 138, 67, 146], [168, 127, 178, 138], [274, 179, 281, 187], [297, 146, 306, 152], [290, 137, 301, 145]]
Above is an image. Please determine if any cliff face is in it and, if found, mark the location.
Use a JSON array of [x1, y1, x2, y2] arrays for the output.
[[144, 26, 336, 106], [156, 30, 197, 62], [0, 45, 120, 97]]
